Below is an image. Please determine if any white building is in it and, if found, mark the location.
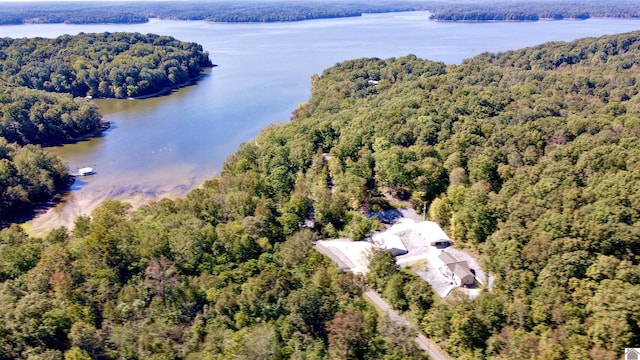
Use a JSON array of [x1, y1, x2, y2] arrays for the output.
[[415, 221, 452, 248], [371, 232, 408, 256]]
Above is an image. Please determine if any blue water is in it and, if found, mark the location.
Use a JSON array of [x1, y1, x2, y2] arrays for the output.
[[2, 12, 638, 230]]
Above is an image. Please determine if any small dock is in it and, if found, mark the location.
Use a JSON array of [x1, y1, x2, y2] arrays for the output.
[[72, 167, 95, 176]]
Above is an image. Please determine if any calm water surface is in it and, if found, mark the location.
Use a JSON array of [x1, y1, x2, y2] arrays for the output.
[[1, 12, 638, 231]]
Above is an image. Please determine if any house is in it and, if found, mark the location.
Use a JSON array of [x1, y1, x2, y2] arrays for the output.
[[416, 221, 452, 248], [436, 251, 475, 286]]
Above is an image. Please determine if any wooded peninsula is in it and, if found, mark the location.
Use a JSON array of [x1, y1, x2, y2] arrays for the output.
[[0, 32, 212, 222], [429, 0, 640, 21], [0, 26, 639, 358]]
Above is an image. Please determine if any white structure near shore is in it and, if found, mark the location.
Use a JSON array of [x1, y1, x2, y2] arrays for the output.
[[78, 167, 94, 176]]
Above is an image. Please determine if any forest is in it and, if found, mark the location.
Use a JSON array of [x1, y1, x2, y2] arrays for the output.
[[2, 0, 640, 24], [0, 32, 212, 223], [1, 29, 640, 358], [430, 0, 640, 21], [0, 1, 424, 24], [0, 32, 213, 99]]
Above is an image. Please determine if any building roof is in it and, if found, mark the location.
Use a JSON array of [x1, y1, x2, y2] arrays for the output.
[[437, 251, 474, 284], [416, 221, 451, 245], [450, 262, 473, 281], [372, 232, 408, 256], [437, 251, 457, 265]]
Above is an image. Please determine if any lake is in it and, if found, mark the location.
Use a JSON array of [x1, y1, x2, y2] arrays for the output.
[[1, 12, 638, 232]]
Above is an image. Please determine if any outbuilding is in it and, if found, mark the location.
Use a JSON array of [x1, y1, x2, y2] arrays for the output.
[[416, 221, 452, 248], [436, 251, 475, 286]]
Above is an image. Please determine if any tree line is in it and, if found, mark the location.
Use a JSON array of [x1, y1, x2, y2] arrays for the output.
[[430, 0, 640, 21], [1, 0, 640, 25], [0, 1, 424, 24]]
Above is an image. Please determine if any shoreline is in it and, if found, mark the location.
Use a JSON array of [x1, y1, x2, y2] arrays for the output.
[[2, 175, 76, 230], [6, 120, 110, 230], [129, 68, 216, 100], [25, 167, 210, 236], [42, 119, 111, 148], [430, 16, 597, 23], [17, 69, 215, 232]]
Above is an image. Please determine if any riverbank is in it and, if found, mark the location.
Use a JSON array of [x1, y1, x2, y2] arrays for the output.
[[130, 68, 216, 100], [6, 120, 111, 231], [42, 119, 111, 148], [25, 166, 205, 236]]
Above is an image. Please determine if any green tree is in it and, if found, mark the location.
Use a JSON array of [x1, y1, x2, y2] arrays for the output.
[[366, 249, 398, 292], [327, 310, 370, 360]]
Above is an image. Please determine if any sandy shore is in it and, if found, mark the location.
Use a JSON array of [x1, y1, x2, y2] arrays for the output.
[[26, 164, 209, 236], [26, 183, 192, 236]]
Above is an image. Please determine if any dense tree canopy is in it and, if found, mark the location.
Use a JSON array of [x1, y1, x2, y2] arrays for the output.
[[429, 0, 640, 21], [3, 26, 640, 359], [213, 29, 640, 358], [0, 138, 69, 222], [276, 30, 640, 358], [0, 32, 213, 99], [0, 200, 426, 359], [0, 87, 102, 146]]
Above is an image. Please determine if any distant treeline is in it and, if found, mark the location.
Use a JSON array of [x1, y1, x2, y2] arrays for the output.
[[429, 0, 640, 22], [0, 1, 423, 25], [1, 0, 640, 25]]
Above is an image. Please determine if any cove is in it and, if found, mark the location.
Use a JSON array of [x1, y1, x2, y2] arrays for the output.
[[1, 12, 638, 232]]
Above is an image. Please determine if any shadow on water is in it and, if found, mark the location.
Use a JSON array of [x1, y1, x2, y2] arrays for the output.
[[2, 176, 81, 229], [70, 177, 90, 191], [98, 122, 116, 136]]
